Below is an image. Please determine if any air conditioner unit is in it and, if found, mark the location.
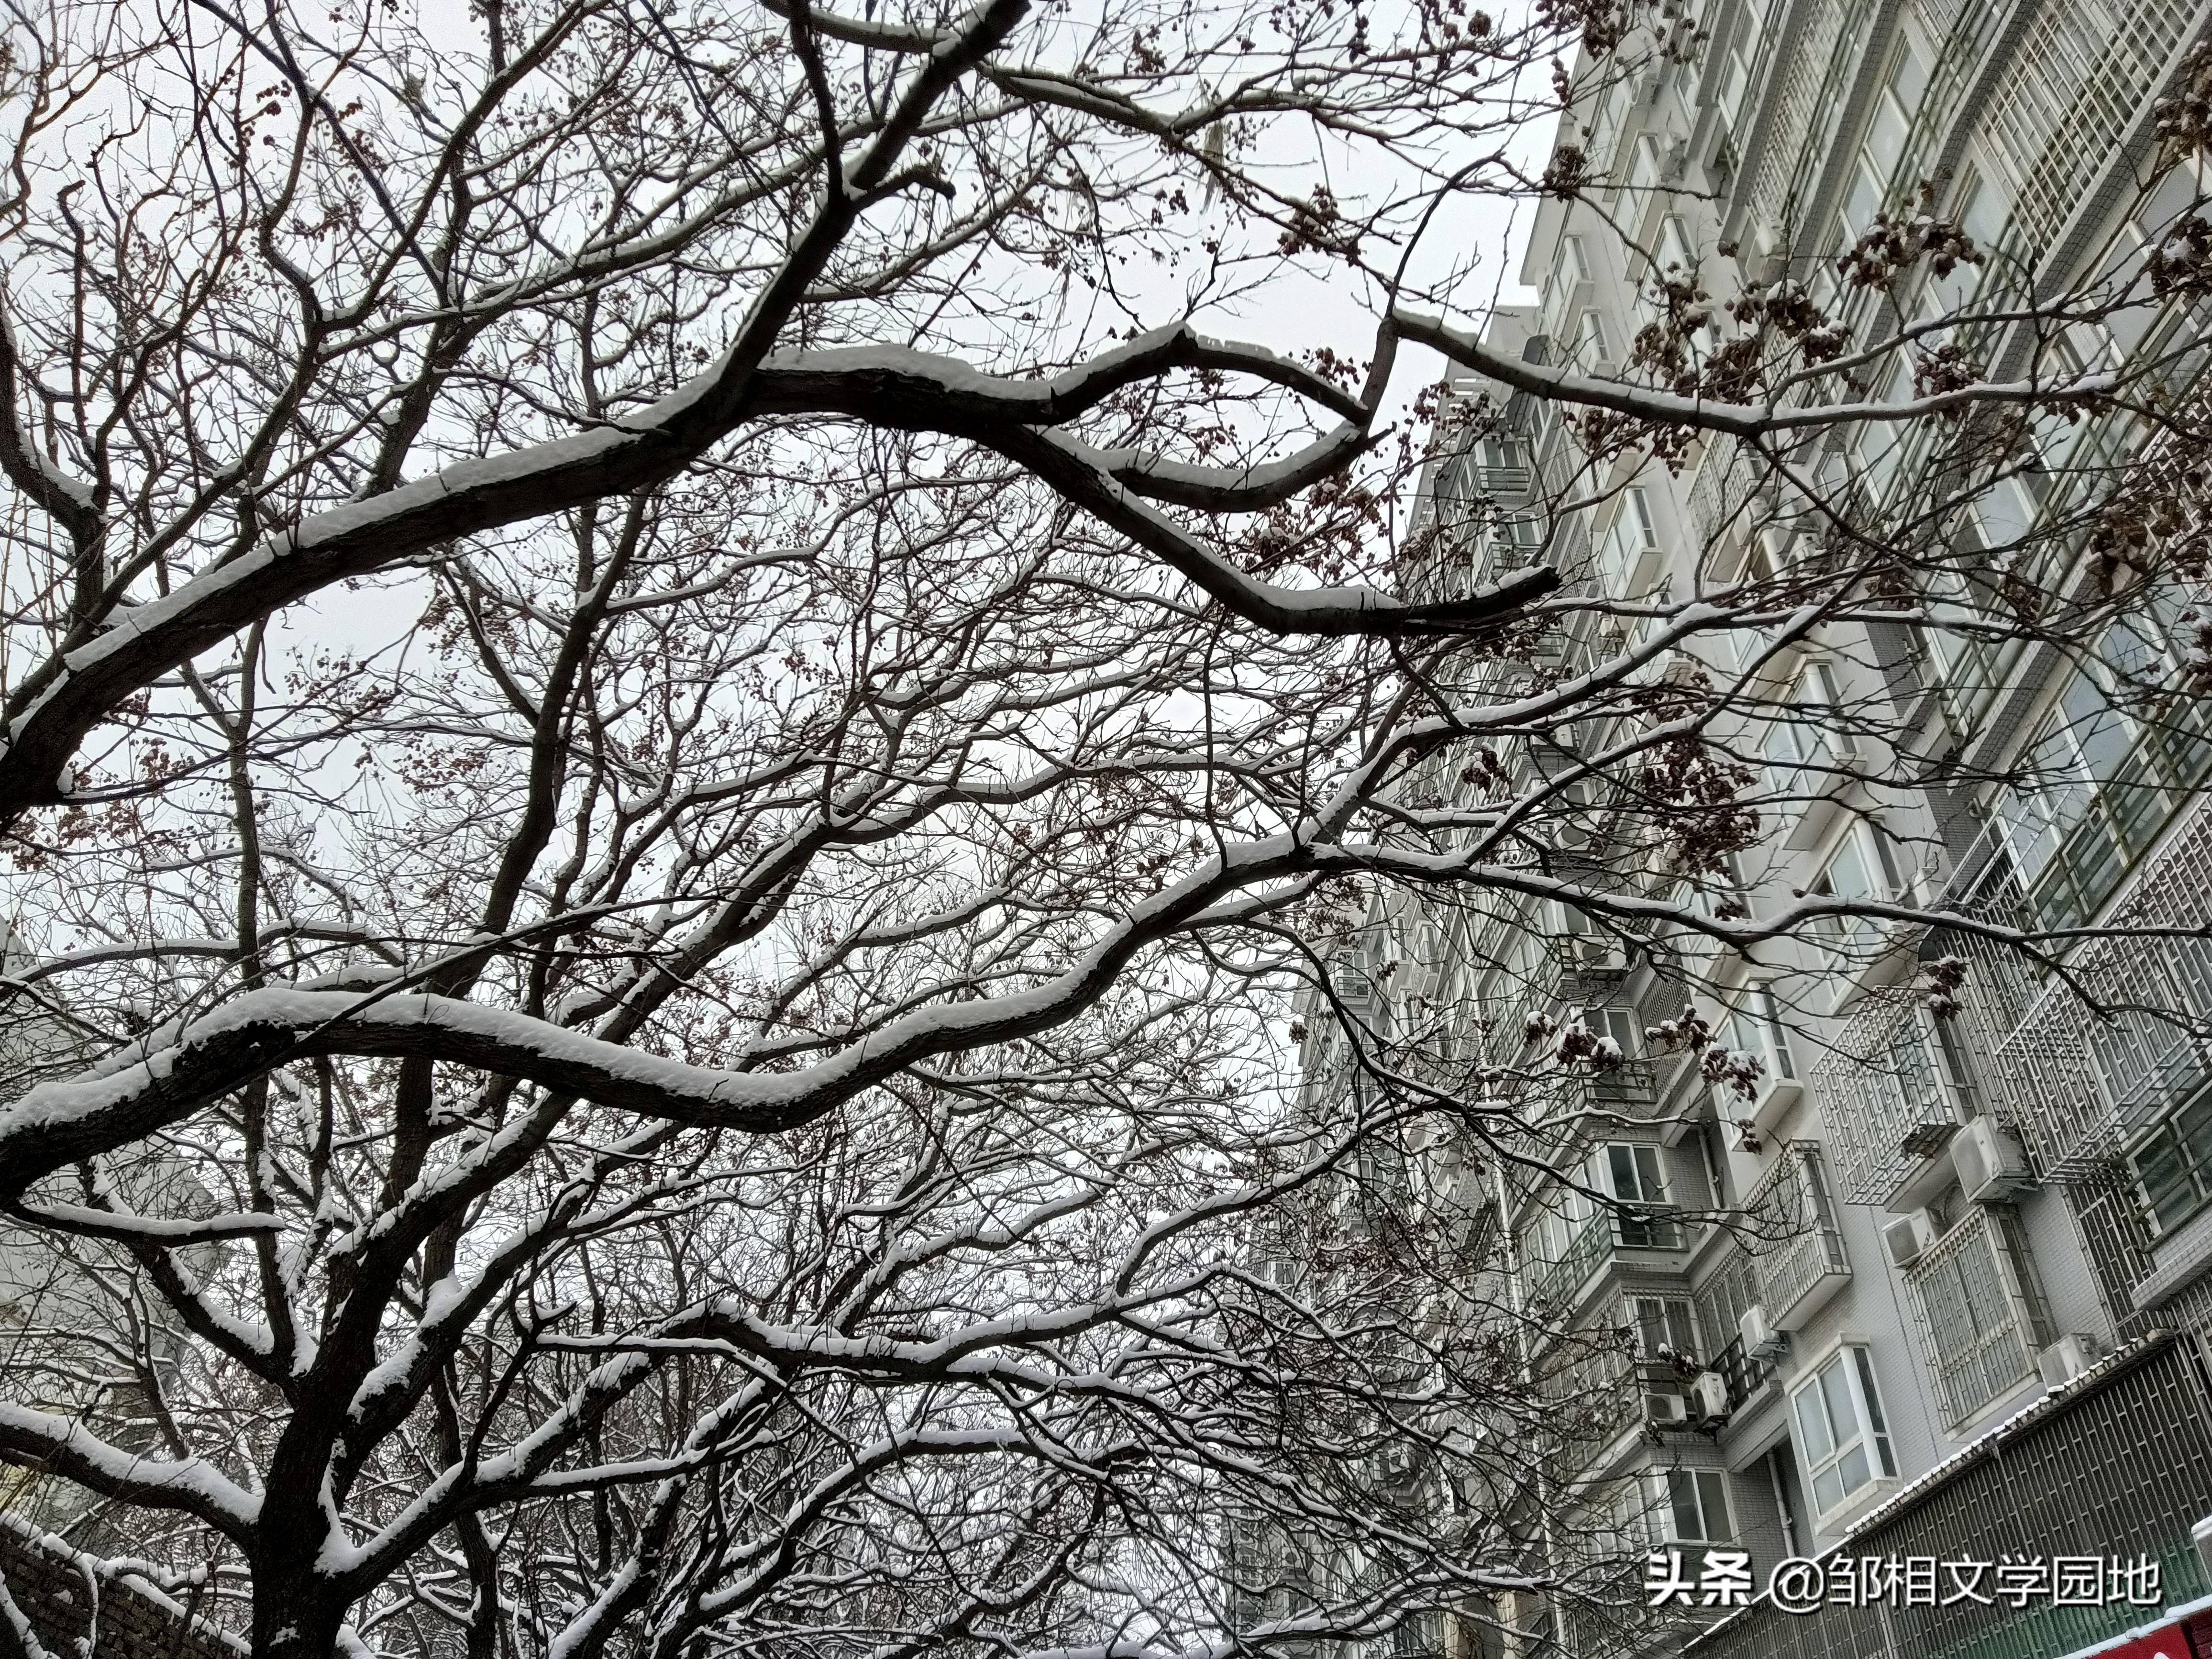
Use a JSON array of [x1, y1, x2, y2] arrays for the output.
[[1574, 934, 1629, 972], [1738, 1304, 1786, 1362], [1647, 1392, 1691, 1428], [2038, 1333, 2103, 1389], [1691, 1371, 1730, 1423], [1952, 1118, 2034, 1205], [1880, 1208, 1940, 1270]]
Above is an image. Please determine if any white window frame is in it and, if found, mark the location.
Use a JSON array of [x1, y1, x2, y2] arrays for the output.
[[1598, 485, 1657, 594], [1765, 660, 1846, 788], [1789, 1343, 1897, 1519], [1599, 1139, 1678, 1251], [1726, 983, 1797, 1083], [1598, 1140, 1666, 1204], [1646, 1468, 1734, 1543], [1569, 1006, 1643, 1064], [1812, 819, 1906, 948], [1630, 1293, 1699, 1361], [1556, 233, 1590, 285], [1716, 3, 1764, 128], [1628, 132, 1665, 194], [1575, 308, 1612, 367]]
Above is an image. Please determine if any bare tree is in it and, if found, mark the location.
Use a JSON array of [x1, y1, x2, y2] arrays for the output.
[[4, 0, 2212, 1654]]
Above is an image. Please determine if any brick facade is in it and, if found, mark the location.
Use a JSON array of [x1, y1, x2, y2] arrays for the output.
[[0, 1521, 241, 1659]]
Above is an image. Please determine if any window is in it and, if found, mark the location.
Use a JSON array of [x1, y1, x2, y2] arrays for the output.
[[1631, 1294, 1699, 1363], [1526, 1181, 1593, 1265], [1906, 1208, 2046, 1424], [1838, 158, 1883, 244], [1599, 486, 1656, 593], [1923, 172, 2006, 312], [1556, 233, 1590, 285], [1648, 1469, 1733, 1542], [1576, 309, 1613, 367], [1764, 662, 1845, 793], [1574, 1006, 1643, 1061], [1607, 1142, 1664, 1204], [1790, 1347, 1897, 1515], [1543, 236, 1594, 340], [1600, 1142, 1676, 1248], [1993, 614, 2212, 928], [1634, 218, 1696, 328], [2129, 1078, 2212, 1236], [1727, 984, 1797, 1083], [1812, 821, 1906, 950], [1716, 5, 1764, 128], [1492, 513, 1545, 565], [1836, 39, 1928, 251], [1629, 133, 1665, 194], [1583, 82, 1628, 180], [1868, 41, 1924, 178]]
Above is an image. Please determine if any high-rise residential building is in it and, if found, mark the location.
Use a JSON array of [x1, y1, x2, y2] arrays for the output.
[[1281, 2, 2212, 1656]]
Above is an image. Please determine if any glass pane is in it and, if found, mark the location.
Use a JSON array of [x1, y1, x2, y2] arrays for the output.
[[1813, 1464, 1845, 1513], [1854, 1348, 1890, 1435], [1668, 1471, 1702, 1539], [1697, 1471, 1731, 1540], [1826, 832, 1876, 904], [1608, 1143, 1640, 1201], [1837, 1442, 1871, 1495], [1793, 1382, 1835, 1464], [2177, 1089, 2212, 1156], [1888, 40, 1927, 108], [1635, 1146, 1665, 1204], [1820, 1356, 1859, 1443], [2063, 674, 2135, 783]]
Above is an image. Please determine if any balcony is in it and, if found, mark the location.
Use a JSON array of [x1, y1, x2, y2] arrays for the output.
[[1546, 1060, 1670, 1128], [1743, 1143, 1850, 1329], [1469, 462, 1534, 498], [1706, 1331, 1780, 1410], [1527, 1205, 1688, 1308], [1808, 996, 1966, 1205]]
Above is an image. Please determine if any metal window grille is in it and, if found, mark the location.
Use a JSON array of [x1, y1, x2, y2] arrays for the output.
[[1694, 1241, 1760, 1359], [1743, 0, 1879, 237], [1947, 795, 2212, 1180], [1812, 994, 1952, 1204], [1684, 1334, 2212, 1659], [1745, 1143, 1851, 1316], [1903, 1205, 2050, 1426], [1980, 0, 2194, 254]]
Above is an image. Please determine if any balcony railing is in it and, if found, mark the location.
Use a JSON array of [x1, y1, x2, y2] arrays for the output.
[[1707, 1331, 1779, 1410], [1463, 462, 1533, 498], [1548, 1060, 1666, 1125], [1742, 1143, 1851, 1328], [1527, 1206, 1688, 1307]]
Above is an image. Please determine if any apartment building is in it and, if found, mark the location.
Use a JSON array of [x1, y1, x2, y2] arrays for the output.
[[1281, 0, 2212, 1655]]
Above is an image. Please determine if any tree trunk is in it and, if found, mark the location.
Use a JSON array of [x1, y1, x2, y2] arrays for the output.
[[250, 1555, 348, 1659]]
